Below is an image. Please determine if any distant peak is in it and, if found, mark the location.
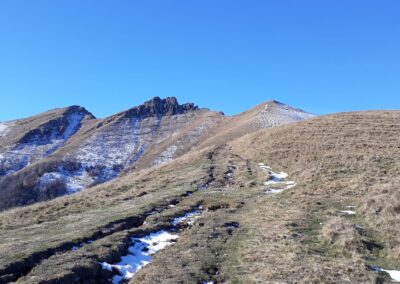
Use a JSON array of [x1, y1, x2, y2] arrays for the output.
[[123, 97, 199, 118], [65, 105, 96, 119], [258, 99, 315, 118], [265, 100, 285, 106]]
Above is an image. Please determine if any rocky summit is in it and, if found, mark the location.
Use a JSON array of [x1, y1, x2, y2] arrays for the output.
[[122, 97, 199, 118]]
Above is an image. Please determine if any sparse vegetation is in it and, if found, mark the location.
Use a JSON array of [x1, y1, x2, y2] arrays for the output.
[[0, 110, 399, 283]]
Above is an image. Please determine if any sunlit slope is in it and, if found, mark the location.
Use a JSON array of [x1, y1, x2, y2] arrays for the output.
[[1, 110, 398, 283]]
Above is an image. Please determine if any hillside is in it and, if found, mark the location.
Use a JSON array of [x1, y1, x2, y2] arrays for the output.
[[0, 110, 399, 283], [0, 97, 313, 211]]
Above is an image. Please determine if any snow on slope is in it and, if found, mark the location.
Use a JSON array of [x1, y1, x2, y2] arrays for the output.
[[0, 122, 13, 138], [0, 113, 86, 176], [256, 101, 315, 128], [39, 116, 162, 193], [153, 115, 220, 166]]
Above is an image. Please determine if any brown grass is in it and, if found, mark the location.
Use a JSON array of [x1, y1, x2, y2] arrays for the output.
[[0, 110, 399, 283], [320, 217, 362, 256]]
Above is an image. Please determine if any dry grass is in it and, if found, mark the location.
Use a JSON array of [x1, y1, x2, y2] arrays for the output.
[[320, 217, 363, 256], [0, 110, 399, 283], [360, 178, 400, 266]]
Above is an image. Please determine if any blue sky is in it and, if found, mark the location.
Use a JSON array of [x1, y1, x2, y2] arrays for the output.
[[0, 1, 399, 120]]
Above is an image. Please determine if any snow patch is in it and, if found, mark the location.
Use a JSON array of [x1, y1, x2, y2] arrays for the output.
[[37, 167, 94, 194], [263, 171, 289, 185], [371, 266, 400, 282], [258, 163, 297, 194], [172, 210, 202, 226], [154, 144, 178, 165], [101, 231, 179, 284], [0, 122, 13, 137], [339, 210, 356, 215], [100, 208, 204, 282]]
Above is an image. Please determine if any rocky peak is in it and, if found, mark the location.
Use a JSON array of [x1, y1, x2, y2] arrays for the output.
[[64, 105, 96, 119], [124, 97, 199, 119], [17, 106, 93, 145], [264, 100, 285, 107]]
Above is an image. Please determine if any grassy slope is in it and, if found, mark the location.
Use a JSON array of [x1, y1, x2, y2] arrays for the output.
[[0, 110, 399, 283]]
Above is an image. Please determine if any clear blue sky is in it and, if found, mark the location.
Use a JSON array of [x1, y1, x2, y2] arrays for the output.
[[0, 1, 399, 120]]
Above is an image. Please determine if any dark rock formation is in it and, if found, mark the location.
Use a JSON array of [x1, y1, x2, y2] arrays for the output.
[[123, 97, 198, 119]]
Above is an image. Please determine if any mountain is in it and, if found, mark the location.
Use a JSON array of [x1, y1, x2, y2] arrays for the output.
[[197, 99, 315, 148], [0, 97, 314, 211], [0, 106, 94, 176], [0, 109, 399, 284]]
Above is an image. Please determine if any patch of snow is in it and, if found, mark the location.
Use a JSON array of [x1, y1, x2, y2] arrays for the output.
[[154, 144, 178, 165], [283, 182, 297, 190], [0, 122, 13, 137], [101, 262, 114, 271], [339, 210, 356, 215], [265, 188, 284, 194], [101, 231, 179, 283], [382, 269, 400, 282], [258, 163, 297, 194], [172, 210, 202, 226], [100, 209, 204, 282], [264, 171, 289, 185], [371, 266, 400, 282], [37, 167, 94, 194]]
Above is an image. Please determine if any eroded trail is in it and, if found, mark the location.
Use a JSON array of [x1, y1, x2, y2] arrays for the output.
[[101, 207, 204, 283], [1, 191, 195, 284], [1, 147, 239, 284], [1, 146, 303, 284]]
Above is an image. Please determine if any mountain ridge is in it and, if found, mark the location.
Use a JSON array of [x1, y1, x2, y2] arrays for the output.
[[0, 109, 399, 284], [0, 97, 314, 211]]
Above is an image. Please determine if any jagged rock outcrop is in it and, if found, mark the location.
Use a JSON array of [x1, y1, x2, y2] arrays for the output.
[[122, 97, 198, 119]]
